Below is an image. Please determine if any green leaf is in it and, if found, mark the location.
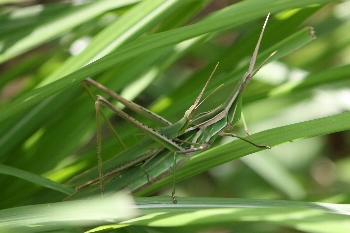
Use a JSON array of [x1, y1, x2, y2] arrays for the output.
[[0, 164, 74, 195], [0, 194, 136, 233], [109, 197, 350, 233]]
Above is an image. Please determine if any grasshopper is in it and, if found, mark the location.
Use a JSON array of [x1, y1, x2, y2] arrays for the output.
[[66, 14, 273, 203]]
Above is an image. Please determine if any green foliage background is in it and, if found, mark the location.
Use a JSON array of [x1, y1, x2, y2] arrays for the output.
[[0, 0, 350, 232]]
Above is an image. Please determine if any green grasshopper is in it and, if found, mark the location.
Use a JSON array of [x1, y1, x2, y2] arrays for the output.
[[66, 14, 273, 203], [69, 64, 221, 197]]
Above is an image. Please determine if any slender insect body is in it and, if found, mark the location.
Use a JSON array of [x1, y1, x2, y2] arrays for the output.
[[66, 14, 273, 202]]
